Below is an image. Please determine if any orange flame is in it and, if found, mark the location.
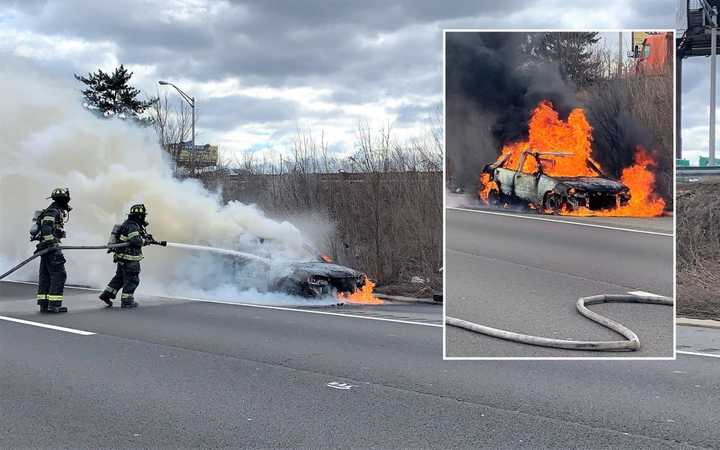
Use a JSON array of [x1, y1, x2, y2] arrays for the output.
[[478, 101, 665, 217], [338, 276, 383, 304], [564, 146, 665, 217], [500, 101, 601, 176]]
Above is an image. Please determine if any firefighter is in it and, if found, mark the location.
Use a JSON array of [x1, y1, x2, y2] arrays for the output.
[[35, 188, 71, 313], [98, 204, 154, 308]]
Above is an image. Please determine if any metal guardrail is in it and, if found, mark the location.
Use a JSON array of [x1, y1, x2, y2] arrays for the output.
[[677, 166, 720, 178]]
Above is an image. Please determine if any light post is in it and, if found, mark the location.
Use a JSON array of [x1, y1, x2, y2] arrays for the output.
[[158, 80, 195, 148]]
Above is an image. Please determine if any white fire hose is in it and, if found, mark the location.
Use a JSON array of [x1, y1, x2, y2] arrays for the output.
[[446, 293, 673, 351]]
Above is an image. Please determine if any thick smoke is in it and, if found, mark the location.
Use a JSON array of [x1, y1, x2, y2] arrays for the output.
[[446, 32, 578, 189], [0, 63, 321, 304], [445, 31, 668, 198]]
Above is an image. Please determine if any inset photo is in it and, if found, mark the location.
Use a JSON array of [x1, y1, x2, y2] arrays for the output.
[[444, 30, 675, 358]]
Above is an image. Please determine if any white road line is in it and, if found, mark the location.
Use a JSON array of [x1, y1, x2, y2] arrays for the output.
[[446, 207, 673, 237], [0, 315, 95, 336], [0, 280, 441, 329], [170, 296, 443, 328], [677, 350, 720, 359]]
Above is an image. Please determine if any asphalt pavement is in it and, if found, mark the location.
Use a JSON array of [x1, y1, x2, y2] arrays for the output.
[[445, 207, 674, 357], [0, 280, 717, 448]]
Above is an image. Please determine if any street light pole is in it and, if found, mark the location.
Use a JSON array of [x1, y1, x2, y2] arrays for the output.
[[158, 80, 195, 148]]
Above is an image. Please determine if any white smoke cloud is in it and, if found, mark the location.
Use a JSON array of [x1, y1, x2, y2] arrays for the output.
[[0, 61, 317, 303]]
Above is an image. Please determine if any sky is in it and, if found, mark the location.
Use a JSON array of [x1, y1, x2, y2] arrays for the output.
[[0, 0, 676, 162], [678, 0, 719, 164]]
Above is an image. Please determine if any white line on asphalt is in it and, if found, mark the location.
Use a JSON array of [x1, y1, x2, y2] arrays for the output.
[[677, 350, 720, 359], [1, 280, 442, 329], [170, 296, 443, 328], [0, 315, 95, 335], [447, 207, 673, 237]]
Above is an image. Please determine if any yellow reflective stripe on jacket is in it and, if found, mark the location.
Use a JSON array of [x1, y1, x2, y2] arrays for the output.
[[117, 253, 143, 261], [119, 235, 129, 241], [41, 216, 56, 222], [46, 295, 64, 301], [42, 235, 55, 241], [126, 231, 140, 239]]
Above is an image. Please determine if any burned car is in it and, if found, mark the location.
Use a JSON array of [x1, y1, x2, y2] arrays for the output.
[[481, 150, 630, 214], [271, 260, 366, 298]]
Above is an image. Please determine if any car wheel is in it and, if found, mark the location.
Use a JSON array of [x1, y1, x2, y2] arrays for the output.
[[487, 188, 501, 206], [543, 192, 564, 215]]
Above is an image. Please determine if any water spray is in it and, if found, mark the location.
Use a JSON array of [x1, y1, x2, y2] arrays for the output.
[[165, 242, 271, 266]]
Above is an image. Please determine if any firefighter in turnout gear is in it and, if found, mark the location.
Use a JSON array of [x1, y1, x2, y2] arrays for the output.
[[99, 204, 155, 308], [35, 188, 71, 313]]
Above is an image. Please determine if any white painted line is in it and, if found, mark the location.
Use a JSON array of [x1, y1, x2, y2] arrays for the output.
[[447, 207, 673, 237], [1, 280, 441, 329], [327, 382, 353, 390], [171, 296, 444, 328], [677, 350, 720, 359], [0, 315, 95, 336]]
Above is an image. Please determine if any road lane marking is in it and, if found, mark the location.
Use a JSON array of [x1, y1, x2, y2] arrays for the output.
[[327, 382, 353, 390], [677, 350, 720, 359], [174, 297, 443, 328], [0, 315, 95, 335], [1, 280, 442, 328], [447, 207, 673, 237]]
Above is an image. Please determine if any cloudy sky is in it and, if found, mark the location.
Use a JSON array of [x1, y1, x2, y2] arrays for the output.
[[678, 0, 719, 164], [0, 0, 675, 162]]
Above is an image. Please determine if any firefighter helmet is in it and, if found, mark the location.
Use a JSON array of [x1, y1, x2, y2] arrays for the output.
[[49, 187, 70, 202], [129, 204, 147, 216]]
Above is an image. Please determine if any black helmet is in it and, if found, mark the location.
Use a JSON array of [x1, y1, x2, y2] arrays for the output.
[[49, 187, 70, 202], [129, 204, 147, 216], [48, 187, 72, 211]]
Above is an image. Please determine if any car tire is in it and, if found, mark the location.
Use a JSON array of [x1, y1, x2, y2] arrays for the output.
[[543, 192, 564, 215], [487, 188, 501, 206]]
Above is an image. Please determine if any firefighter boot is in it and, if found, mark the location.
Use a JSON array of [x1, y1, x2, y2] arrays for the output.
[[47, 303, 68, 313], [46, 296, 67, 313], [98, 290, 114, 307], [121, 300, 138, 308], [38, 299, 49, 313]]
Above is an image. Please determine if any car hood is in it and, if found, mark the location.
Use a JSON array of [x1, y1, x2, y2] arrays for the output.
[[554, 177, 626, 193], [290, 261, 364, 279]]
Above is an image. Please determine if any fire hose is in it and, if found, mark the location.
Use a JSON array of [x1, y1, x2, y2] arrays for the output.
[[0, 240, 167, 282], [446, 293, 673, 351]]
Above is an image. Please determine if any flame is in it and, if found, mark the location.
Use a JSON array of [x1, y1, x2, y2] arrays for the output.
[[564, 146, 665, 217], [319, 254, 333, 263], [478, 101, 665, 217], [338, 276, 383, 304], [501, 101, 600, 176], [478, 172, 496, 202]]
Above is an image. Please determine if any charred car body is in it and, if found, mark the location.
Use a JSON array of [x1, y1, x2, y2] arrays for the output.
[[482, 151, 630, 214], [271, 261, 366, 298]]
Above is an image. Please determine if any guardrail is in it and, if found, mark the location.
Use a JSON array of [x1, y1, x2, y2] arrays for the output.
[[677, 166, 720, 178]]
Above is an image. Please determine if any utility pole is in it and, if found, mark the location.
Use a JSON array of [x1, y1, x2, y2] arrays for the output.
[[158, 80, 196, 148], [711, 19, 717, 165], [618, 31, 623, 78], [677, 49, 683, 160]]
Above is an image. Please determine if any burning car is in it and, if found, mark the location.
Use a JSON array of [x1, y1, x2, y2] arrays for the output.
[[481, 150, 631, 214], [271, 260, 367, 298]]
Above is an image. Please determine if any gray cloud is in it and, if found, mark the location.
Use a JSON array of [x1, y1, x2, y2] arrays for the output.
[[200, 95, 298, 130], [1, 0, 676, 157]]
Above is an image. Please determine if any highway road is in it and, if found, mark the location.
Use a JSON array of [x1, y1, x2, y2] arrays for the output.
[[445, 207, 674, 358], [0, 281, 717, 448]]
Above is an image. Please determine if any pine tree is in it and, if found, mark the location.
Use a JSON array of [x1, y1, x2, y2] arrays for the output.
[[526, 32, 602, 87], [74, 65, 157, 122]]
